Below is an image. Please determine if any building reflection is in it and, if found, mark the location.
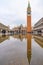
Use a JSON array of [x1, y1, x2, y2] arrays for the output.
[[13, 34, 32, 65], [13, 34, 27, 41], [33, 35, 43, 48], [27, 34, 32, 65], [0, 35, 9, 43]]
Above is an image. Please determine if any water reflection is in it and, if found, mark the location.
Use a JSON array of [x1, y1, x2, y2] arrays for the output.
[[13, 34, 32, 65], [0, 34, 43, 65], [33, 35, 43, 48], [13, 34, 27, 41], [0, 35, 9, 43], [27, 34, 32, 65]]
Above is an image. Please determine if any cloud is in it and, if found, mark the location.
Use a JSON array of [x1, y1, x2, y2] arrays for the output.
[[0, 0, 27, 28], [0, 0, 43, 28], [30, 0, 43, 26]]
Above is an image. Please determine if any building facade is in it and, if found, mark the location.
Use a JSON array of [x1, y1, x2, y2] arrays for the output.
[[0, 23, 10, 35], [33, 18, 43, 36], [12, 24, 27, 34]]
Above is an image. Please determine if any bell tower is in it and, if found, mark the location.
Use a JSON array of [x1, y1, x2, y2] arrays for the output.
[[27, 0, 31, 33]]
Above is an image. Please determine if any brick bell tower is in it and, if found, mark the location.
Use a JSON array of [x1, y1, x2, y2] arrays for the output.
[[27, 1, 31, 33]]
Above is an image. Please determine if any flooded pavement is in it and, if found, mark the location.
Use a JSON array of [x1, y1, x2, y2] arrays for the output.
[[0, 34, 43, 65]]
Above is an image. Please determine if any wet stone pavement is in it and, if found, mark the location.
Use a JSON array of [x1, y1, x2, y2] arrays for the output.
[[0, 34, 43, 65]]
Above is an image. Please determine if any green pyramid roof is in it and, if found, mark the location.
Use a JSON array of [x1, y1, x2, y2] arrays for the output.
[[28, 1, 30, 8]]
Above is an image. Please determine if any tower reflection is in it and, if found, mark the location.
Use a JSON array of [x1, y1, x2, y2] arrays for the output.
[[27, 34, 32, 65]]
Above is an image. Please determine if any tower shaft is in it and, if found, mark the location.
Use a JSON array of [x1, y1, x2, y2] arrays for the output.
[[27, 1, 31, 33]]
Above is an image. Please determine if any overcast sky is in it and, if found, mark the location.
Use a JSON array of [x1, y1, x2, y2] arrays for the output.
[[0, 0, 43, 28]]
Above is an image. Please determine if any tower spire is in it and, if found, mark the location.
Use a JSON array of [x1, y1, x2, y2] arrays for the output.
[[28, 0, 30, 8], [27, 0, 31, 15]]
